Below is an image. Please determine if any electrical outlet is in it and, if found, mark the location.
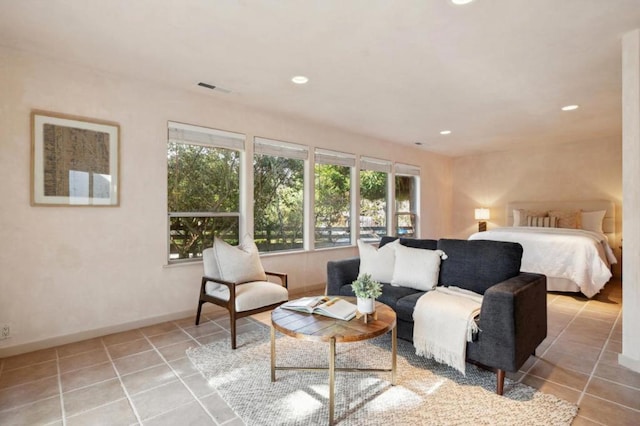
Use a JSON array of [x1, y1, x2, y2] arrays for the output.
[[1, 323, 10, 340]]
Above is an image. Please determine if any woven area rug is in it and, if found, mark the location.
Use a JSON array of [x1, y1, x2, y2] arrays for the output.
[[187, 325, 577, 425]]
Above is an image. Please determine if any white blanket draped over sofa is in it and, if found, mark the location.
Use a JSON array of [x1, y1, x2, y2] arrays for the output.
[[413, 287, 482, 375]]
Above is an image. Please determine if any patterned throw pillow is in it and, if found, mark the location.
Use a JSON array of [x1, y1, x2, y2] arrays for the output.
[[526, 210, 548, 218], [527, 216, 558, 227], [548, 210, 580, 229], [514, 209, 547, 226]]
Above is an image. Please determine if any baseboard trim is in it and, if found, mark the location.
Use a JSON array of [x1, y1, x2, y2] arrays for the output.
[[618, 353, 640, 373], [0, 282, 327, 358], [0, 305, 223, 358]]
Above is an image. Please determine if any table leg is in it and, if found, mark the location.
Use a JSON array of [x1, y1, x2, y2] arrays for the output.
[[329, 337, 336, 425], [270, 325, 276, 382], [391, 324, 397, 385]]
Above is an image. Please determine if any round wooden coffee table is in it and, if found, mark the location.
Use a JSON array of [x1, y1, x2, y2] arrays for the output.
[[270, 297, 397, 425]]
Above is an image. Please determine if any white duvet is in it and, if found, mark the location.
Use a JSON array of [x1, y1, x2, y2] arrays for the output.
[[469, 227, 617, 298]]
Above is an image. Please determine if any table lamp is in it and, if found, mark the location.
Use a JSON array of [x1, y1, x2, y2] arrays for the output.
[[475, 208, 490, 232]]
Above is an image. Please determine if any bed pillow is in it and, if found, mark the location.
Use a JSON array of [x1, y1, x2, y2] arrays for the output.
[[527, 216, 558, 227], [212, 236, 267, 283], [581, 210, 606, 233], [549, 210, 580, 229], [390, 244, 447, 291], [513, 209, 525, 226], [516, 209, 548, 226], [357, 239, 399, 283]]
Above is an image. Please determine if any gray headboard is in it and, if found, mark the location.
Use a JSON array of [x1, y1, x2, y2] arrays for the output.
[[506, 200, 615, 242]]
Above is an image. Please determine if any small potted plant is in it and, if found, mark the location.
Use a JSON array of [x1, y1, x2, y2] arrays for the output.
[[351, 273, 382, 314]]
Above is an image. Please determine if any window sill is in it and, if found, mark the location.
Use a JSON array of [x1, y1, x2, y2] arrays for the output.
[[164, 244, 357, 266]]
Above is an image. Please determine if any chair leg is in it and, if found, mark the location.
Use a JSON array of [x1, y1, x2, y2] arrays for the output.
[[496, 369, 505, 395], [230, 312, 237, 350], [195, 300, 204, 326]]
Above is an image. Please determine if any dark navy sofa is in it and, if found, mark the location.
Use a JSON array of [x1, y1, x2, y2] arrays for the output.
[[326, 237, 547, 395]]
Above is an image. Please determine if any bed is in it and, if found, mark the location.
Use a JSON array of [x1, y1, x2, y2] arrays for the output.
[[468, 200, 617, 298]]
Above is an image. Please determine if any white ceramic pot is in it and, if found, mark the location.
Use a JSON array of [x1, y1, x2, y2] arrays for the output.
[[357, 297, 375, 314]]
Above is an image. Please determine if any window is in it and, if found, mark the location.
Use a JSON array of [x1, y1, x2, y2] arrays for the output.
[[253, 137, 307, 252], [359, 157, 391, 243], [314, 149, 355, 249], [167, 122, 243, 262], [395, 163, 420, 238]]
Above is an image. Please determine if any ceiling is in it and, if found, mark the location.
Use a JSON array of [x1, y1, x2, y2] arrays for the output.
[[1, 0, 640, 157]]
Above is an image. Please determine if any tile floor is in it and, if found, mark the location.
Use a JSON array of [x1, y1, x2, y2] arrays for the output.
[[0, 278, 638, 425]]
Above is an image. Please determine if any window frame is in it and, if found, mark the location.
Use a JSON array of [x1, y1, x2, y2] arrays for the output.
[[359, 156, 392, 242], [313, 149, 356, 249], [167, 121, 245, 263], [394, 163, 420, 238], [252, 137, 309, 254], [165, 121, 423, 261]]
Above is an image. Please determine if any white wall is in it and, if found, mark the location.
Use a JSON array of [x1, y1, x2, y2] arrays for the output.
[[450, 139, 623, 276], [0, 47, 452, 356], [620, 29, 640, 373]]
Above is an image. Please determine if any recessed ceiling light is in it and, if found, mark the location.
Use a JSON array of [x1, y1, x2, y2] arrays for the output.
[[291, 75, 309, 84], [440, 130, 452, 135], [451, 0, 474, 5], [561, 105, 579, 111]]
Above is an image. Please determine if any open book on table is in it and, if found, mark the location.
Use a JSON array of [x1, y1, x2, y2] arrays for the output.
[[281, 296, 357, 321]]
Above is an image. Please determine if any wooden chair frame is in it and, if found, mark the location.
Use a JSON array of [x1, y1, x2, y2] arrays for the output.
[[195, 271, 288, 349]]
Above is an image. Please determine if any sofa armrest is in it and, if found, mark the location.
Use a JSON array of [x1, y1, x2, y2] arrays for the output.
[[467, 272, 547, 372], [326, 257, 360, 295]]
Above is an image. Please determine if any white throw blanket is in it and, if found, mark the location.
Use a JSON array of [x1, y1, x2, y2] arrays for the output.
[[413, 287, 483, 375]]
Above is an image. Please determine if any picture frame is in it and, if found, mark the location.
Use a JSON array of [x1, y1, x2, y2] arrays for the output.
[[31, 111, 120, 206]]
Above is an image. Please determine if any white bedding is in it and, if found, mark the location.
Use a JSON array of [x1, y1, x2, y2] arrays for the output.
[[469, 227, 617, 298]]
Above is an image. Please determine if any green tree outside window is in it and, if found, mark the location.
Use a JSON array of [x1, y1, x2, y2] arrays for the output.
[[168, 142, 240, 260]]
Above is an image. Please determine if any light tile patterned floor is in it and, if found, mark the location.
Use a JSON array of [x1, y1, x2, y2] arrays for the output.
[[0, 279, 638, 425]]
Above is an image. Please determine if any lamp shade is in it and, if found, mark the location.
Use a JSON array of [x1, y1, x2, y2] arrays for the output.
[[474, 208, 490, 221]]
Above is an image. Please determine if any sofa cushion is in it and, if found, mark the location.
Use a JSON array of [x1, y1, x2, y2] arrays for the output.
[[437, 239, 523, 294], [379, 236, 438, 250], [395, 292, 426, 322], [376, 283, 422, 311], [333, 282, 420, 312], [206, 281, 288, 312]]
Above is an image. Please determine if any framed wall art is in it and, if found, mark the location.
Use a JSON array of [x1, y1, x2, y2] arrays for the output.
[[31, 111, 120, 206]]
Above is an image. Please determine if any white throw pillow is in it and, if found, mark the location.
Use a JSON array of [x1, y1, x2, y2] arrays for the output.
[[391, 245, 447, 291], [357, 239, 399, 283], [202, 247, 220, 279], [212, 236, 267, 283], [202, 247, 223, 292], [581, 210, 606, 233], [513, 209, 525, 226]]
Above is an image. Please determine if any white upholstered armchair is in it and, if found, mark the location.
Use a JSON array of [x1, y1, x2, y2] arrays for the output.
[[195, 237, 288, 349]]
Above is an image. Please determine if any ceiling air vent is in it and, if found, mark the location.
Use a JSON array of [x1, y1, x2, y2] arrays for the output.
[[197, 82, 231, 94]]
